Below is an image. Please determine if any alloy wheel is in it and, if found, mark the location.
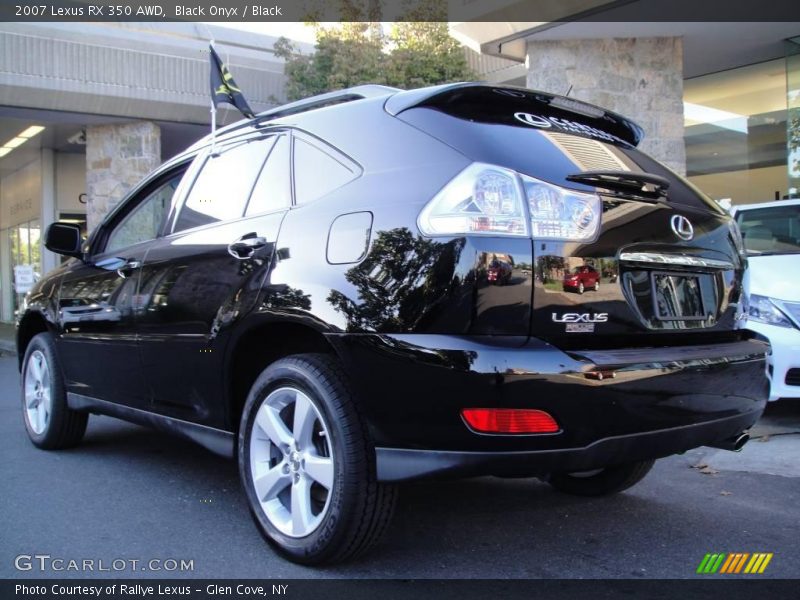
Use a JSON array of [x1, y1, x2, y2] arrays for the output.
[[249, 387, 334, 538], [24, 350, 51, 435]]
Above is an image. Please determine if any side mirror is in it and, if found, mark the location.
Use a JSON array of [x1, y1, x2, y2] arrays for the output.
[[45, 222, 83, 258]]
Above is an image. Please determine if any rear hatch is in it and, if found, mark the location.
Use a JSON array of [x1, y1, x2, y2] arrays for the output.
[[393, 85, 746, 349]]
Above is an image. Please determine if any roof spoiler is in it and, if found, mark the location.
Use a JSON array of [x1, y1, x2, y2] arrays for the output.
[[384, 83, 645, 147]]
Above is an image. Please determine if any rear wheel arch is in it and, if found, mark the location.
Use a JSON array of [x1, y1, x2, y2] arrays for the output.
[[226, 320, 339, 434]]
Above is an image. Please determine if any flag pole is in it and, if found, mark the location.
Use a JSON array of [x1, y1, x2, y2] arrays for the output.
[[210, 96, 217, 155], [210, 40, 217, 155]]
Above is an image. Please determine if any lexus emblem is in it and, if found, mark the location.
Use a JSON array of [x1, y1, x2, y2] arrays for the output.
[[670, 214, 694, 241]]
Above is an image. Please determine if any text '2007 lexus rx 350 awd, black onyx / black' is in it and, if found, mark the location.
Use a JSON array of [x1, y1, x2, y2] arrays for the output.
[[18, 83, 768, 564]]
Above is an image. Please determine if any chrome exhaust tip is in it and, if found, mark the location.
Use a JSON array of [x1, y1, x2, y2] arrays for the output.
[[709, 432, 750, 452]]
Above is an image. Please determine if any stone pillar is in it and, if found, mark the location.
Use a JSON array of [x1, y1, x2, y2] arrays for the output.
[[526, 37, 685, 175], [86, 122, 161, 233]]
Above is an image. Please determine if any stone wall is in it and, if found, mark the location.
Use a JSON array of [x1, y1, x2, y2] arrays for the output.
[[86, 122, 161, 232], [526, 37, 685, 174]]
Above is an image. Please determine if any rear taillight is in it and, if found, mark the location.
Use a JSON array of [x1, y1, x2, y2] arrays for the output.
[[521, 173, 601, 242], [461, 408, 560, 434], [417, 163, 528, 237], [418, 162, 601, 242]]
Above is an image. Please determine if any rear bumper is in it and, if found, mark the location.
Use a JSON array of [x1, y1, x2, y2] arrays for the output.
[[327, 334, 769, 481], [375, 410, 759, 482]]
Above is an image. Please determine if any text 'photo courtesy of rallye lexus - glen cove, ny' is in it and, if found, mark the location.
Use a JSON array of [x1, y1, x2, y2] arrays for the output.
[[16, 82, 769, 565]]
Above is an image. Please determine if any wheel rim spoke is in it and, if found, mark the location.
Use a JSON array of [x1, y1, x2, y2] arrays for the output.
[[304, 454, 334, 489], [255, 405, 293, 449], [30, 355, 42, 381], [290, 476, 313, 536], [250, 385, 334, 539], [24, 351, 49, 435], [37, 402, 45, 432], [254, 465, 291, 502], [292, 392, 317, 448]]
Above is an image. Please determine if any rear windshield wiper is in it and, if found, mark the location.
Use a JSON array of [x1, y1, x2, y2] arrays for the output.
[[566, 170, 670, 203]]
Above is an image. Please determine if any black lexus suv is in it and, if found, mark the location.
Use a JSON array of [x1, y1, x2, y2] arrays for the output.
[[18, 83, 768, 564]]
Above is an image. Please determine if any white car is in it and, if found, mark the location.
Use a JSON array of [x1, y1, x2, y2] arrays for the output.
[[732, 199, 800, 401]]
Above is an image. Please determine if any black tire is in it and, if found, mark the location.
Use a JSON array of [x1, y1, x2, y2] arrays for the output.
[[547, 459, 655, 497], [578, 282, 585, 294], [21, 332, 88, 450], [238, 353, 397, 565]]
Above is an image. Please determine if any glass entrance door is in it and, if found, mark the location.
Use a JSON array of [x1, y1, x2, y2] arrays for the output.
[[9, 219, 41, 315]]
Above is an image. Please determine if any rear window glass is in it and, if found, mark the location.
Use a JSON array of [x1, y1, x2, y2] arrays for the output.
[[174, 138, 272, 232], [294, 138, 357, 205], [246, 135, 291, 216]]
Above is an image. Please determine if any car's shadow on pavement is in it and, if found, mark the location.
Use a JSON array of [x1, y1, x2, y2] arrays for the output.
[[72, 416, 672, 576], [26, 408, 794, 578], [78, 415, 241, 483]]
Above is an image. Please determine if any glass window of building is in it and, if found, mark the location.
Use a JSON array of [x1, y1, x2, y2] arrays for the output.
[[684, 58, 789, 205], [788, 36, 800, 196]]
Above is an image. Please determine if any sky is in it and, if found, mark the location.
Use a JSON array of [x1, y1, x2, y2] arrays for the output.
[[205, 22, 319, 44], [206, 22, 400, 45]]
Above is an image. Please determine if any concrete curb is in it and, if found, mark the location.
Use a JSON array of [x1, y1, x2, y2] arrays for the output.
[[0, 340, 17, 355]]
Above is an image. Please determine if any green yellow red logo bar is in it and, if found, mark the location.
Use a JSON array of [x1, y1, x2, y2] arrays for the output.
[[697, 553, 773, 574]]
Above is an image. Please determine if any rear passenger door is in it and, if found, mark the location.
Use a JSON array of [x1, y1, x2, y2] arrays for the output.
[[136, 133, 291, 426]]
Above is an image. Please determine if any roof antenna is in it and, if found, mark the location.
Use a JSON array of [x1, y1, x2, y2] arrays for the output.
[[565, 85, 573, 97]]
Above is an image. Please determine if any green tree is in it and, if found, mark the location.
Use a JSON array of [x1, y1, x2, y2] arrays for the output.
[[385, 22, 472, 89], [273, 11, 474, 101], [789, 112, 800, 176]]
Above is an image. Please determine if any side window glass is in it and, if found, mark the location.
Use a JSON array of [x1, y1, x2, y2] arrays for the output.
[[293, 138, 357, 205], [246, 135, 291, 216], [174, 138, 273, 233], [105, 173, 183, 254]]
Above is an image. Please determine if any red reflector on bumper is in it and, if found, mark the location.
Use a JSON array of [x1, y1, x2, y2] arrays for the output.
[[462, 408, 559, 434]]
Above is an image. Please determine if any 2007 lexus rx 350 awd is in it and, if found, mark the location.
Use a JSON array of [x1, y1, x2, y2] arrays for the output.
[[18, 83, 768, 564]]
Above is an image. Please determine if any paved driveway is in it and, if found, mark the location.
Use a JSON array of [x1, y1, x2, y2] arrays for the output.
[[1, 353, 798, 579]]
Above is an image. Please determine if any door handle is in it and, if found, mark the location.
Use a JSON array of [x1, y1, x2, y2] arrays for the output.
[[116, 259, 141, 279], [228, 234, 268, 260]]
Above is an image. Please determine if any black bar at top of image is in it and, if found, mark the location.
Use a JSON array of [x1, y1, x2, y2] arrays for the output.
[[1, 579, 798, 600], [0, 0, 798, 22]]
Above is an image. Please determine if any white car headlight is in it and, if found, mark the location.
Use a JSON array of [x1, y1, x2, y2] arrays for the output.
[[748, 294, 795, 328]]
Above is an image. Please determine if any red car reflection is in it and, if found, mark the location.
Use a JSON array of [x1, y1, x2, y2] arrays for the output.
[[563, 265, 600, 294], [487, 258, 512, 285]]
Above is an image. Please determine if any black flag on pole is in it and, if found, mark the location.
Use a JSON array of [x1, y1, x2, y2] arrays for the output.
[[209, 44, 255, 119]]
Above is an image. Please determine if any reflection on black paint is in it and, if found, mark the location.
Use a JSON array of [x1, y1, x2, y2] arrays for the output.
[[485, 254, 513, 285], [327, 228, 465, 332], [261, 285, 312, 311], [362, 334, 478, 372], [59, 269, 138, 329]]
